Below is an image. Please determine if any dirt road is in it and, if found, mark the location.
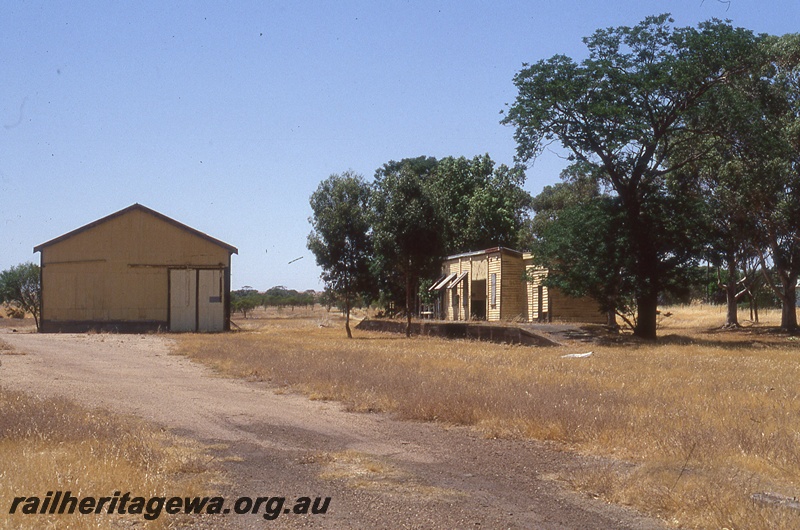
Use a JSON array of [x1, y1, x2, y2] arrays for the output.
[[0, 333, 666, 529]]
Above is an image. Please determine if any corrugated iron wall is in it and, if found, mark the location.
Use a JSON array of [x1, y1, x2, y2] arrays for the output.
[[40, 208, 230, 331]]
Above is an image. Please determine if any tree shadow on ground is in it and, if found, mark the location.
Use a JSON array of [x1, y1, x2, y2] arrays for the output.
[[566, 323, 800, 350], [647, 325, 800, 350]]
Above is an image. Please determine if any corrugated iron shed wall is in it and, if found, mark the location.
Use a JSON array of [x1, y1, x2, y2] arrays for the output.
[[35, 204, 236, 332]]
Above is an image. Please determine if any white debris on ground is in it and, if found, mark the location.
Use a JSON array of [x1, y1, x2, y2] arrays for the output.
[[561, 352, 593, 358]]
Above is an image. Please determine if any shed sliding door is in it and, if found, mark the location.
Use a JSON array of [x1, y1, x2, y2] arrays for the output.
[[198, 269, 224, 332], [169, 269, 224, 332]]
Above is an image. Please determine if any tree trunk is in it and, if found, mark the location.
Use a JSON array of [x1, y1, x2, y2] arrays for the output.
[[725, 288, 739, 327], [606, 275, 620, 332], [780, 274, 798, 332], [626, 193, 659, 340], [405, 272, 412, 338], [757, 250, 795, 329], [344, 295, 352, 339], [752, 296, 759, 323], [606, 308, 619, 331], [724, 257, 739, 328], [634, 289, 659, 340], [632, 228, 659, 340]]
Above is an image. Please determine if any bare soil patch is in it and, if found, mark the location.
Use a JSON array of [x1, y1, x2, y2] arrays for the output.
[[0, 331, 665, 529]]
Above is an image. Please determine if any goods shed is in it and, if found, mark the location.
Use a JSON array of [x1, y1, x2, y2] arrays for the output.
[[34, 204, 237, 332]]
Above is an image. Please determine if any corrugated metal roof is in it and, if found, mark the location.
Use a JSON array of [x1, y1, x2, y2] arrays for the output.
[[444, 246, 523, 261]]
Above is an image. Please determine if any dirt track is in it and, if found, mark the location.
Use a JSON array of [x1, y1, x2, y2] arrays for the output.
[[0, 332, 667, 529]]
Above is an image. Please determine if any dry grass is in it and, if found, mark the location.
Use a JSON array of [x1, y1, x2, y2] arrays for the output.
[[0, 316, 36, 331], [0, 388, 215, 529], [175, 305, 800, 529], [0, 337, 25, 356]]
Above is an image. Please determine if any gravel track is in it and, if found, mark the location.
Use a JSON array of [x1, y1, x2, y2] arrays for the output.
[[0, 332, 667, 529]]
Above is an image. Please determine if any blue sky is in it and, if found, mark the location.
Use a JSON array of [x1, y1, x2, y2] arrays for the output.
[[2, 1, 799, 290]]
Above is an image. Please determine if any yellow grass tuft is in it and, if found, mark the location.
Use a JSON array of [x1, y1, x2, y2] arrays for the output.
[[0, 337, 25, 355], [0, 388, 215, 529]]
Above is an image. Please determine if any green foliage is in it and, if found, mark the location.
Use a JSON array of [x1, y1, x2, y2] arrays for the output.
[[682, 32, 800, 330], [461, 162, 531, 251], [427, 154, 532, 253], [231, 286, 318, 318], [532, 195, 635, 327], [231, 287, 261, 318], [674, 66, 781, 326], [528, 162, 602, 239], [503, 14, 762, 338], [308, 171, 374, 337], [0, 262, 41, 330], [262, 286, 316, 309], [752, 34, 800, 330], [368, 154, 532, 320], [417, 277, 437, 306], [232, 286, 259, 298], [371, 158, 443, 333], [303, 152, 534, 323]]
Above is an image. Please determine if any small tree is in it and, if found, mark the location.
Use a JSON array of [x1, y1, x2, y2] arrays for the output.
[[0, 262, 41, 330], [230, 287, 260, 318], [308, 171, 374, 338]]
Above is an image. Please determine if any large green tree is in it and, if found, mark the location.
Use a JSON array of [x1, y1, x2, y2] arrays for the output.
[[0, 262, 41, 330], [750, 34, 800, 331], [367, 154, 531, 327], [695, 155, 760, 328], [371, 157, 443, 337], [503, 14, 761, 339], [688, 33, 800, 331], [533, 196, 633, 330], [679, 83, 774, 328], [528, 163, 628, 329], [527, 162, 601, 239], [427, 155, 532, 254], [308, 171, 374, 338]]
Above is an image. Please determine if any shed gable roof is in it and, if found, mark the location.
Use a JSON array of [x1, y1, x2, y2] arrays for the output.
[[34, 203, 238, 254]]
